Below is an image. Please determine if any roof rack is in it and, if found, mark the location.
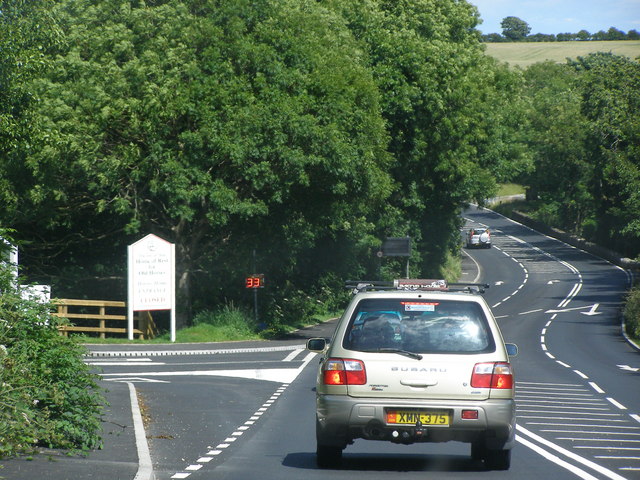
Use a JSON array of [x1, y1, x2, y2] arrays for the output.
[[345, 279, 489, 294]]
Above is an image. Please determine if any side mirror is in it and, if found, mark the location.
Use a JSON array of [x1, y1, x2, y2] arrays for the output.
[[506, 343, 518, 357], [306, 338, 327, 352]]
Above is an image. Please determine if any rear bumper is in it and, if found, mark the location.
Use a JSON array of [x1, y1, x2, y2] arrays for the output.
[[316, 394, 516, 449], [468, 239, 491, 247]]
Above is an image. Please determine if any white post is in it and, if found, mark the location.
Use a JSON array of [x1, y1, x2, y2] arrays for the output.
[[170, 242, 176, 343], [127, 244, 134, 340]]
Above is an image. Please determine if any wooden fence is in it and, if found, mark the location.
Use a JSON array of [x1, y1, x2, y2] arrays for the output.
[[53, 299, 157, 339]]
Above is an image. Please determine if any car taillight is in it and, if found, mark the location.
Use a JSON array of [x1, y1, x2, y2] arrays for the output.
[[471, 362, 513, 389], [323, 358, 367, 385]]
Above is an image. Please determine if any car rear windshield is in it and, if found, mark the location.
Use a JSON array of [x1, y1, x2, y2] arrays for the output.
[[343, 298, 496, 354]]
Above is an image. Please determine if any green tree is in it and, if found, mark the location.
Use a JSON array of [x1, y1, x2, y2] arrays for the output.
[[0, 0, 60, 213], [522, 61, 591, 233], [482, 33, 505, 43], [9, 0, 393, 324], [3, 0, 533, 329], [500, 16, 531, 41], [328, 0, 529, 275], [572, 53, 640, 257], [577, 30, 591, 41], [606, 27, 627, 40]]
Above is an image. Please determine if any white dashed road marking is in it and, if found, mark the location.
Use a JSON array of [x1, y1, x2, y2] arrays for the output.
[[168, 352, 316, 479]]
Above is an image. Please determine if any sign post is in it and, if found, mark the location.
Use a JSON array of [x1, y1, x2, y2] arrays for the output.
[[128, 234, 176, 341], [380, 236, 412, 278], [245, 274, 264, 324]]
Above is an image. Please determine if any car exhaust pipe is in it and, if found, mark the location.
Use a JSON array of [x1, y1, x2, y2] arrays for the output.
[[364, 421, 386, 440]]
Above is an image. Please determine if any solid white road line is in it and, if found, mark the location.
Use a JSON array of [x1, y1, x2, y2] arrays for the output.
[[128, 382, 154, 480], [516, 434, 599, 480]]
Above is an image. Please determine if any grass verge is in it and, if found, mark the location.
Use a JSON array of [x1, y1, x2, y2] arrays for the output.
[[72, 306, 340, 344]]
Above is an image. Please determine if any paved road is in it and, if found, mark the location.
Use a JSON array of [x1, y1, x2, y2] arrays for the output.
[[2, 205, 639, 479], [464, 206, 640, 479]]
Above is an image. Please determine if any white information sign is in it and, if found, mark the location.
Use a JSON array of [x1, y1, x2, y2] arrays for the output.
[[127, 234, 176, 341]]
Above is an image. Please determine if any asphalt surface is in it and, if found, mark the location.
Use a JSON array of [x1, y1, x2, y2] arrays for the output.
[[0, 247, 484, 480], [0, 379, 139, 480]]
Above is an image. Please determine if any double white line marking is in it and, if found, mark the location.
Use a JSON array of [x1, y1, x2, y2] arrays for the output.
[[517, 425, 627, 480]]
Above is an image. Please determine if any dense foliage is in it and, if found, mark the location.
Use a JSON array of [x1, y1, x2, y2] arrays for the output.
[[624, 285, 640, 340], [2, 0, 638, 335], [1, 0, 523, 329], [0, 242, 104, 457], [522, 54, 640, 259]]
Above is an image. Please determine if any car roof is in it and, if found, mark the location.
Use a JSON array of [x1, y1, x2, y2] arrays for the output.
[[346, 279, 489, 296]]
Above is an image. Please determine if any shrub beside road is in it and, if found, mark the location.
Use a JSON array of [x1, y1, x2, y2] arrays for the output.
[[0, 262, 104, 458]]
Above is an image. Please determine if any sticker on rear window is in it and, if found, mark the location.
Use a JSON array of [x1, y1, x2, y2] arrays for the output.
[[401, 302, 439, 312]]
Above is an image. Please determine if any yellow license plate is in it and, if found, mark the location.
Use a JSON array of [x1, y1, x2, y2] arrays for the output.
[[386, 410, 450, 426]]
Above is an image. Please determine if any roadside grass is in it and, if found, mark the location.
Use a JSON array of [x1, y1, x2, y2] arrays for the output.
[[71, 307, 339, 344], [496, 183, 526, 197], [441, 250, 463, 284], [485, 40, 640, 68]]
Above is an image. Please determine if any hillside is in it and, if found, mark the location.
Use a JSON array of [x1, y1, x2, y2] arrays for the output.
[[484, 40, 640, 68]]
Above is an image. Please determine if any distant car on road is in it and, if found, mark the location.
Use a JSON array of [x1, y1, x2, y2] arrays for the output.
[[466, 227, 491, 248]]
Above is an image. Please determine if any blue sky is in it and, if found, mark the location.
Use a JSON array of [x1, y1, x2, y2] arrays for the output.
[[469, 0, 640, 35]]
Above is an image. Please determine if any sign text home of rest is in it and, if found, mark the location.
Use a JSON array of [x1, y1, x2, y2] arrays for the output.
[[127, 234, 176, 342]]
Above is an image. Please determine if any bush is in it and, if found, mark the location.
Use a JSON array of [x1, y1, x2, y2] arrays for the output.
[[192, 303, 257, 338], [532, 202, 561, 227], [623, 285, 640, 340], [581, 217, 598, 241], [0, 261, 104, 458]]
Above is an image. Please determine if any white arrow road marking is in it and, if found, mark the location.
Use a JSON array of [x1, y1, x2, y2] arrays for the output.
[[104, 377, 170, 383], [495, 281, 505, 286], [547, 280, 559, 284], [618, 365, 640, 372], [104, 369, 300, 383], [580, 303, 602, 316], [546, 303, 600, 315], [101, 352, 317, 384]]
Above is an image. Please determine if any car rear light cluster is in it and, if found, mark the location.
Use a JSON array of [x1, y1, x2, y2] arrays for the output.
[[470, 362, 514, 389], [323, 358, 367, 385]]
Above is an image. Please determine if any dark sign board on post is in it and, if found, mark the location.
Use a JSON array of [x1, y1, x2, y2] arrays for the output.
[[381, 237, 411, 257]]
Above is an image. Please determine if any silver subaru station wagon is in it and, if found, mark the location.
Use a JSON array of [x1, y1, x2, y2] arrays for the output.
[[307, 279, 517, 470]]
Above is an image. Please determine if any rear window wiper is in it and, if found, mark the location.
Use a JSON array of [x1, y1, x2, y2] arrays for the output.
[[377, 348, 423, 360]]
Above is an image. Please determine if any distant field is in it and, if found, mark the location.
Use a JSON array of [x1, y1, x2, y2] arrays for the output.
[[484, 40, 640, 68]]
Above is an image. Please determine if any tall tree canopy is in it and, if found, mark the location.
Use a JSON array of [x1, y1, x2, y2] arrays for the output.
[[0, 0, 59, 214], [6, 0, 393, 323], [523, 61, 590, 231], [573, 53, 640, 255], [3, 0, 529, 326], [327, 0, 528, 274], [521, 53, 640, 259]]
